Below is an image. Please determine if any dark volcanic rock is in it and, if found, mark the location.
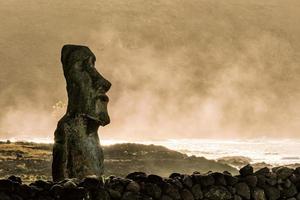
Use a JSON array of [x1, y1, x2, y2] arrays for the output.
[[211, 172, 226, 186], [163, 182, 181, 200], [61, 187, 87, 200], [0, 179, 14, 193], [143, 183, 162, 199], [8, 176, 22, 184], [180, 188, 194, 200], [244, 175, 257, 187], [92, 188, 111, 200], [256, 175, 267, 188], [204, 186, 231, 200], [122, 191, 141, 200], [224, 174, 238, 186], [17, 184, 33, 199], [276, 167, 294, 180], [0, 192, 11, 200], [30, 180, 52, 190], [199, 175, 215, 187], [235, 182, 250, 199], [3, 167, 300, 200], [127, 172, 147, 182], [255, 167, 270, 175], [252, 187, 266, 200], [266, 173, 277, 186], [264, 186, 280, 200], [126, 181, 140, 193], [182, 175, 193, 188], [108, 188, 122, 199], [79, 177, 103, 190], [49, 184, 63, 198], [170, 173, 182, 179], [281, 184, 298, 198], [295, 167, 300, 175], [147, 174, 163, 185], [239, 164, 253, 177], [191, 184, 203, 199], [233, 194, 242, 200], [161, 195, 173, 200]]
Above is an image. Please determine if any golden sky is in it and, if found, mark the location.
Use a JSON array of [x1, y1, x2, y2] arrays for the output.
[[0, 0, 299, 140]]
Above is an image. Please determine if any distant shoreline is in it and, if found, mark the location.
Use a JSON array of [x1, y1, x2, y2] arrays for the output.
[[1, 138, 300, 167]]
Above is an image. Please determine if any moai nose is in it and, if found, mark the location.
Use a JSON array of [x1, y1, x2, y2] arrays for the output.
[[99, 77, 111, 93]]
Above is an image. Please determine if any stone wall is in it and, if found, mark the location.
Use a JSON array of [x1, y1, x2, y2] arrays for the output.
[[1, 165, 300, 200]]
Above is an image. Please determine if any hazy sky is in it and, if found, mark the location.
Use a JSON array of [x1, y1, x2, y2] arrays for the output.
[[0, 0, 299, 141]]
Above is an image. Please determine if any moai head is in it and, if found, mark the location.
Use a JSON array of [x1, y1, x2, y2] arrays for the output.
[[61, 45, 111, 126]]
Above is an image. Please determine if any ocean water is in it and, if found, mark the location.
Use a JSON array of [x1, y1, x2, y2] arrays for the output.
[[103, 138, 300, 166], [2, 137, 300, 166]]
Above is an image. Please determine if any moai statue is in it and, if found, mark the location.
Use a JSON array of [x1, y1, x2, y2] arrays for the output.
[[52, 44, 111, 182]]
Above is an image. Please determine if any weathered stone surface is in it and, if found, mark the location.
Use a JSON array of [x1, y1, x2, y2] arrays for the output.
[[256, 175, 266, 188], [4, 166, 300, 200], [211, 172, 226, 186], [255, 167, 270, 175], [276, 167, 294, 180], [79, 177, 103, 190], [147, 174, 163, 185], [8, 176, 22, 184], [18, 184, 33, 199], [252, 187, 266, 200], [105, 178, 125, 194], [199, 175, 215, 187], [290, 174, 300, 183], [227, 186, 236, 194], [204, 186, 231, 200], [244, 175, 257, 187], [127, 172, 147, 182], [288, 198, 297, 200], [296, 193, 300, 200], [0, 192, 12, 200], [182, 175, 193, 188], [108, 188, 122, 199], [52, 44, 111, 181], [92, 188, 111, 200], [144, 183, 161, 199], [233, 195, 242, 200], [266, 173, 277, 186], [126, 181, 140, 193], [264, 186, 280, 200], [281, 184, 298, 198], [49, 184, 63, 198], [60, 187, 87, 200], [161, 195, 173, 200], [239, 164, 253, 177], [0, 180, 14, 192], [170, 173, 182, 179], [284, 179, 292, 188], [224, 175, 238, 186], [180, 189, 194, 200], [163, 182, 181, 200], [122, 191, 141, 200], [235, 182, 250, 199], [191, 184, 203, 199]]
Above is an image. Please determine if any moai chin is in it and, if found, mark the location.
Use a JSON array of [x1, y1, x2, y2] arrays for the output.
[[52, 44, 111, 182]]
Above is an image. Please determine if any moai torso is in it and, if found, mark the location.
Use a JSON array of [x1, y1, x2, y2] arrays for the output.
[[52, 45, 111, 182]]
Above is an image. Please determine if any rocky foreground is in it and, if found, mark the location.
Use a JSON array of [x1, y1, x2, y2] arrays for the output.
[[1, 165, 300, 200]]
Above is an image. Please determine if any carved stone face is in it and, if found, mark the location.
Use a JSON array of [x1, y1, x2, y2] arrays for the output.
[[61, 45, 111, 126]]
